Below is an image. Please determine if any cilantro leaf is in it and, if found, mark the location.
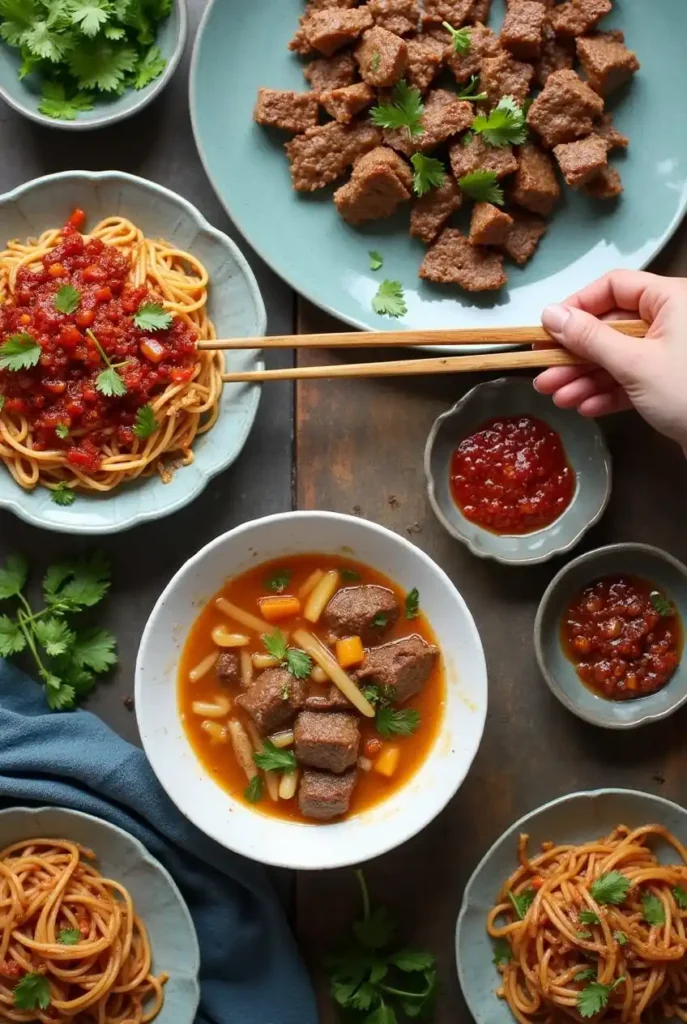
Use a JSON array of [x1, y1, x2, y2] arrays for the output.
[[13, 972, 51, 1011], [375, 706, 420, 738], [22, 19, 71, 61], [472, 95, 528, 147], [0, 333, 41, 371], [70, 627, 117, 673], [244, 775, 263, 803], [0, 614, 26, 656], [0, 554, 28, 599], [54, 284, 81, 314], [405, 588, 419, 620], [674, 886, 687, 909], [371, 613, 387, 629], [642, 892, 665, 926], [68, 40, 137, 92], [265, 569, 291, 593], [46, 683, 77, 711], [575, 968, 597, 982], [614, 931, 628, 945], [590, 871, 631, 906], [442, 20, 470, 55], [457, 75, 487, 101], [133, 403, 158, 439], [391, 950, 434, 972], [55, 422, 69, 440], [492, 938, 513, 965], [370, 80, 424, 138], [508, 888, 535, 920], [410, 153, 446, 197], [576, 930, 592, 939], [579, 909, 600, 925], [341, 569, 361, 581], [372, 280, 407, 319], [650, 591, 674, 617], [369, 250, 383, 272], [34, 617, 75, 657], [352, 906, 394, 950], [38, 81, 94, 120], [262, 629, 288, 662], [133, 302, 173, 331], [96, 365, 127, 398], [577, 978, 624, 1019], [253, 740, 297, 773], [51, 482, 76, 506], [459, 170, 504, 205], [134, 44, 166, 89], [44, 552, 111, 610], [58, 928, 81, 945], [284, 648, 312, 680], [69, 1, 110, 37]]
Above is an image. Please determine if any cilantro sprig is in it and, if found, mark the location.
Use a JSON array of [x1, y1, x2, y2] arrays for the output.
[[253, 740, 297, 774], [375, 706, 420, 738], [442, 21, 471, 55], [577, 977, 625, 1019], [54, 284, 81, 315], [262, 629, 313, 680], [133, 302, 173, 332], [368, 250, 383, 272], [642, 891, 666, 926], [133, 403, 158, 439], [0, 552, 117, 711], [86, 329, 127, 398], [0, 333, 41, 371], [472, 95, 528, 147], [650, 591, 674, 617], [509, 888, 536, 920], [370, 80, 424, 139], [13, 972, 50, 1011], [673, 885, 687, 909], [459, 170, 504, 205], [372, 280, 407, 319], [457, 75, 488, 101], [410, 153, 446, 197], [590, 871, 631, 906], [265, 569, 291, 593]]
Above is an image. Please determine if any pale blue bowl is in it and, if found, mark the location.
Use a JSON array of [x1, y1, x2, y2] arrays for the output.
[[456, 788, 687, 1024], [0, 171, 265, 534], [0, 0, 187, 130], [0, 805, 199, 1024], [191, 0, 687, 348]]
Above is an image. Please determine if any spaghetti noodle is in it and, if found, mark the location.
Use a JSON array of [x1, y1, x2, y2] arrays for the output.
[[0, 837, 166, 1023], [0, 211, 224, 497], [488, 825, 687, 1023]]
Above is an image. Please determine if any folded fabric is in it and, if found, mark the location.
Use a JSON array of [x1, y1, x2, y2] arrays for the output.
[[0, 662, 317, 1024]]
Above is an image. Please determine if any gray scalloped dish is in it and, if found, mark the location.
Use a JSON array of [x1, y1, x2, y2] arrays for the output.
[[424, 377, 611, 566], [455, 788, 687, 1024], [0, 805, 200, 1024], [534, 543, 687, 729]]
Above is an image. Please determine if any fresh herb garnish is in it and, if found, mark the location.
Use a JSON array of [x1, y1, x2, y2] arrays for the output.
[[650, 591, 674, 617], [575, 968, 597, 982], [492, 939, 513, 965], [133, 403, 158, 439], [673, 886, 687, 909], [13, 972, 51, 1011], [372, 280, 407, 319], [579, 909, 600, 925], [360, 684, 395, 708], [0, 552, 116, 710], [261, 629, 312, 679], [265, 569, 291, 593], [133, 302, 173, 332], [55, 423, 69, 440], [457, 75, 487, 101], [614, 931, 628, 945], [577, 977, 624, 1019], [371, 614, 388, 630], [410, 153, 446, 197], [508, 888, 536, 920], [442, 20, 471, 54], [39, 82, 94, 121], [341, 569, 361, 581], [54, 284, 81, 314], [370, 80, 424, 139], [263, 629, 288, 661], [405, 588, 419, 620], [134, 44, 166, 89], [58, 928, 81, 945], [642, 892, 666, 926], [253, 740, 297, 774], [0, 333, 41, 371], [576, 930, 592, 939], [375, 706, 420, 738], [86, 330, 127, 398], [458, 170, 504, 205], [244, 775, 263, 803], [368, 250, 383, 272], [472, 95, 528, 147], [51, 482, 76, 507], [590, 871, 631, 906]]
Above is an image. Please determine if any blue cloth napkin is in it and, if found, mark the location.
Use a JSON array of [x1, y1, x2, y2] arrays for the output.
[[0, 662, 318, 1024]]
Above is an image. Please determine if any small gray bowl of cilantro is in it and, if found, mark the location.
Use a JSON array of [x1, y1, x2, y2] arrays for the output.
[[0, 0, 187, 130]]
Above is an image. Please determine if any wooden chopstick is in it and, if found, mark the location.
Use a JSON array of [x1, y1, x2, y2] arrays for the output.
[[203, 319, 646, 352]]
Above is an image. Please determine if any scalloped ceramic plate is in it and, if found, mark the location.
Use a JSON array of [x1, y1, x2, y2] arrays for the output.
[[0, 171, 265, 534], [0, 805, 199, 1024], [456, 789, 687, 1024]]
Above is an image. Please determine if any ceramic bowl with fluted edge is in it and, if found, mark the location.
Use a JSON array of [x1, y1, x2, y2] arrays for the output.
[[0, 804, 199, 1024], [0, 1, 187, 130], [534, 543, 687, 729], [424, 377, 612, 566], [0, 170, 265, 534], [135, 510, 488, 870], [455, 788, 687, 1024]]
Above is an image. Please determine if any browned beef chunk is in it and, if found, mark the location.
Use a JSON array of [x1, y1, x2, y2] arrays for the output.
[[527, 69, 604, 149], [299, 769, 357, 819], [550, 0, 612, 37], [502, 210, 547, 264], [535, 21, 575, 87], [480, 51, 534, 107], [295, 711, 360, 773], [419, 228, 507, 290], [309, 0, 359, 6], [367, 0, 419, 36], [422, 0, 474, 25], [321, 82, 375, 123], [449, 134, 518, 181], [500, 1, 547, 60], [216, 652, 240, 686], [286, 121, 381, 191], [576, 33, 639, 96], [406, 35, 446, 93], [254, 89, 319, 134], [304, 7, 374, 56], [324, 585, 400, 643], [356, 26, 408, 87], [554, 135, 608, 188], [469, 202, 513, 246], [511, 143, 561, 216], [445, 22, 500, 85], [304, 53, 357, 93], [410, 178, 462, 244], [384, 89, 473, 155], [334, 147, 412, 223], [583, 164, 623, 199], [306, 681, 357, 712], [594, 112, 628, 151], [355, 635, 439, 703], [235, 668, 306, 735]]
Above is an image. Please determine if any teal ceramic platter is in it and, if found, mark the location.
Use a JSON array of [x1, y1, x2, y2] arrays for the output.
[[0, 806, 199, 1024], [191, 0, 687, 350], [456, 789, 687, 1024], [0, 171, 265, 535]]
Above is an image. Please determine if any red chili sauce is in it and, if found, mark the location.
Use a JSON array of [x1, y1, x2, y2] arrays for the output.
[[0, 209, 198, 473], [449, 415, 575, 535], [562, 575, 682, 700]]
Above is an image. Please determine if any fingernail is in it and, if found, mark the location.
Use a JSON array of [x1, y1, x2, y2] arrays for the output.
[[542, 304, 572, 337]]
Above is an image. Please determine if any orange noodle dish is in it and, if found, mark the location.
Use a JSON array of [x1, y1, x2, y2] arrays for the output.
[[487, 825, 687, 1023], [0, 209, 223, 504], [0, 837, 166, 1023]]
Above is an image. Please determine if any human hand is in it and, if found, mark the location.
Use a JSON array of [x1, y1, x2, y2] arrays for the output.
[[533, 270, 687, 450]]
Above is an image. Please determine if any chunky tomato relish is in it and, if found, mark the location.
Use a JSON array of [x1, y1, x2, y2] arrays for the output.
[[0, 211, 198, 472], [449, 415, 575, 535]]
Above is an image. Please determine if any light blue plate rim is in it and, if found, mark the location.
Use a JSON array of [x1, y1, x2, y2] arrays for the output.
[[0, 170, 266, 535]]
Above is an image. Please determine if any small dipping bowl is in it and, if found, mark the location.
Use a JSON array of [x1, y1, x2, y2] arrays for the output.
[[535, 543, 687, 729], [424, 377, 612, 566]]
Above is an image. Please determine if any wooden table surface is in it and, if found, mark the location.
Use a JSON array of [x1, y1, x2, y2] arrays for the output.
[[2, 4, 687, 1023]]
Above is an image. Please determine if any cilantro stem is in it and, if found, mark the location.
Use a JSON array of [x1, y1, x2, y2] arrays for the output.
[[380, 981, 433, 999], [355, 868, 371, 922], [17, 609, 48, 679]]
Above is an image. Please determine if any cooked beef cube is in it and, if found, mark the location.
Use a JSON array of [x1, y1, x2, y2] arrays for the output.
[[583, 164, 623, 199], [576, 33, 640, 96], [422, 0, 474, 25], [324, 584, 400, 643], [406, 35, 446, 93], [299, 768, 357, 820], [286, 120, 381, 191], [235, 668, 306, 735], [506, 0, 553, 5], [469, 202, 513, 246], [502, 210, 547, 264], [471, 0, 493, 22], [334, 147, 412, 223], [385, 89, 473, 155], [551, 0, 611, 37], [304, 7, 374, 56], [480, 51, 534, 108], [367, 0, 419, 36], [355, 635, 439, 703], [216, 652, 240, 686], [310, 0, 359, 7], [419, 228, 507, 290], [535, 21, 575, 87], [446, 21, 500, 85], [594, 112, 628, 152], [304, 53, 357, 93], [511, 143, 561, 216], [254, 89, 319, 134], [410, 178, 462, 243], [295, 711, 360, 773], [500, 1, 547, 60], [321, 82, 375, 122], [554, 135, 608, 188], [449, 134, 518, 181], [356, 26, 408, 87], [305, 681, 356, 712], [290, 18, 315, 55], [527, 70, 604, 149]]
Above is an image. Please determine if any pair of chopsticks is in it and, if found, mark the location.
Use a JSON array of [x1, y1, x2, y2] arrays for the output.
[[198, 320, 648, 383]]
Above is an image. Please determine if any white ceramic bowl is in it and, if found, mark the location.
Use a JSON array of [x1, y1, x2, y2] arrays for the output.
[[135, 511, 488, 870]]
